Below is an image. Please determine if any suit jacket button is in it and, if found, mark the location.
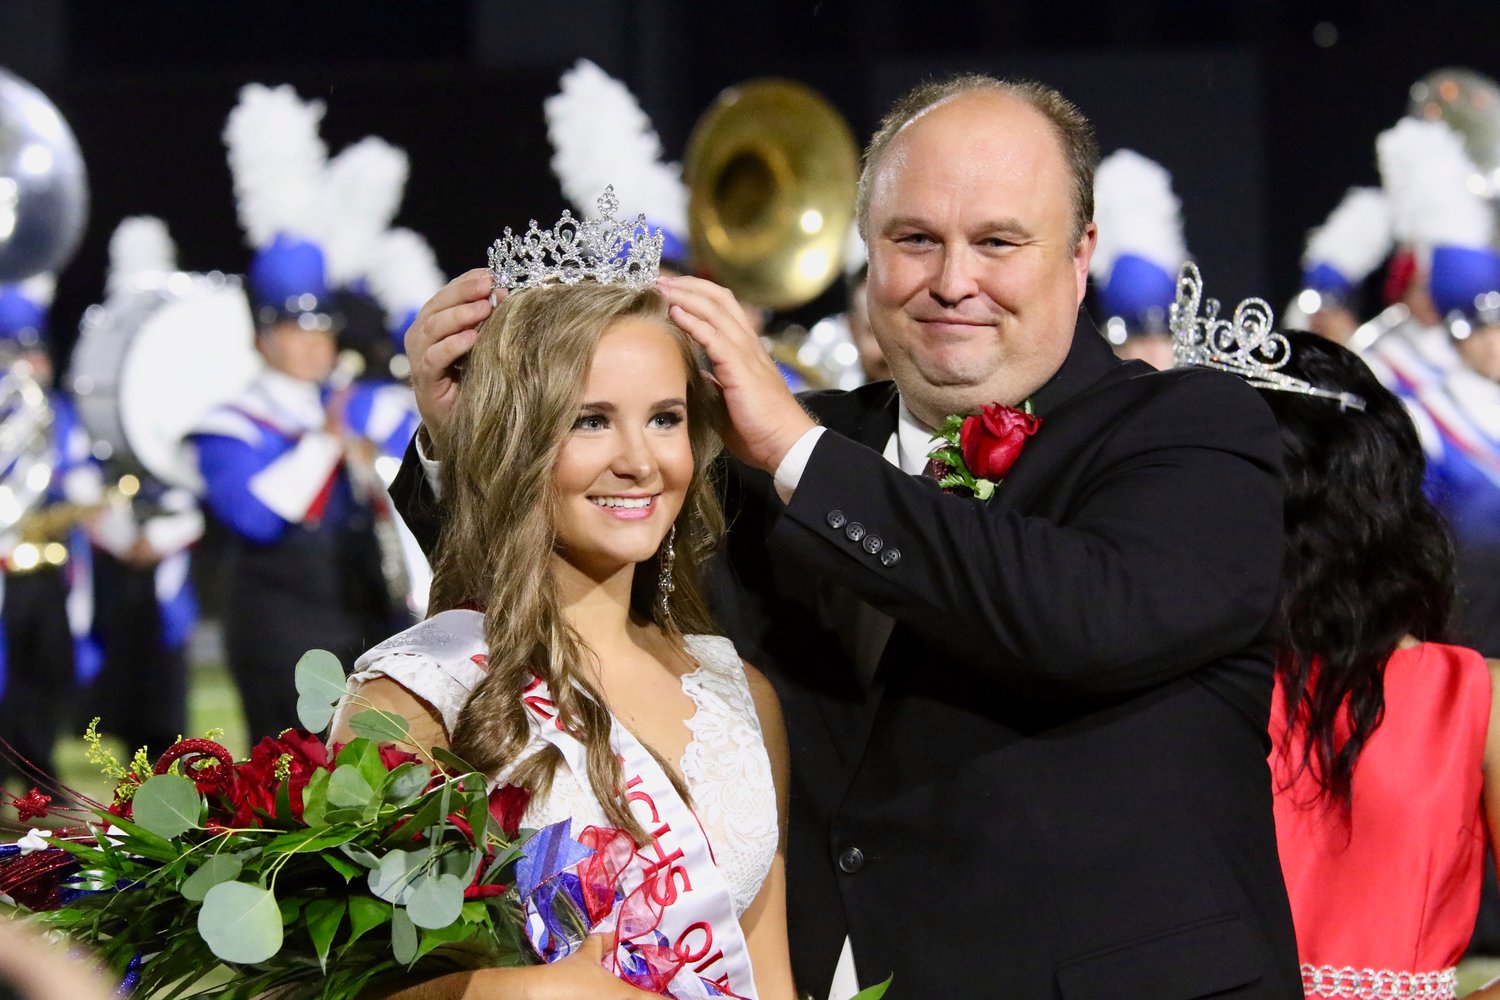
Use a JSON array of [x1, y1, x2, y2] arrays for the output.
[[880, 547, 901, 567], [845, 522, 866, 542], [862, 534, 883, 554], [826, 510, 847, 529], [837, 847, 865, 874]]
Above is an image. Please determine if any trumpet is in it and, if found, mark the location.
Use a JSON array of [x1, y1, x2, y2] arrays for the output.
[[6, 475, 146, 573]]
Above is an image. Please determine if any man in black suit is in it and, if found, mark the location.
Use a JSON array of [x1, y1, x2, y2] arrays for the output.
[[396, 75, 1299, 998]]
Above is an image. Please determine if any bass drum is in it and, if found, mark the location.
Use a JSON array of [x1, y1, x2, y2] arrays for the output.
[[69, 271, 261, 491]]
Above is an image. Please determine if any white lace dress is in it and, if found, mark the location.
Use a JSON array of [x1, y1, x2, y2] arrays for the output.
[[345, 618, 778, 918]]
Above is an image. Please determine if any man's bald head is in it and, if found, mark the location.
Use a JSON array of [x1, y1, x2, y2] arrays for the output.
[[857, 75, 1098, 246]]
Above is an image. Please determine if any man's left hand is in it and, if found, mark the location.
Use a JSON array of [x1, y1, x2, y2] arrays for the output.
[[659, 275, 816, 473]]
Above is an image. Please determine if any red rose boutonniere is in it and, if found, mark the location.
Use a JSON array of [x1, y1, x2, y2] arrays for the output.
[[925, 399, 1042, 500]]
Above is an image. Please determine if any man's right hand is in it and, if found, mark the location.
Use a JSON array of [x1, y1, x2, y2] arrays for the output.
[[405, 268, 497, 452]]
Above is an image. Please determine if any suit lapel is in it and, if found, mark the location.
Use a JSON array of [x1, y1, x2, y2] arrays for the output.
[[798, 314, 1125, 774], [1030, 309, 1128, 417]]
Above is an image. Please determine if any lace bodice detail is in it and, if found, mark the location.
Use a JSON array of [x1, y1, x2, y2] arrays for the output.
[[677, 635, 779, 915], [344, 618, 777, 917]]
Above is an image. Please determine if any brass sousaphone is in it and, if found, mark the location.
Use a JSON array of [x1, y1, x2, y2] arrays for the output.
[[684, 79, 860, 312]]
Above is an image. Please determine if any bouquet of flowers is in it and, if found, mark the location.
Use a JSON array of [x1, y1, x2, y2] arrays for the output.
[[2, 651, 891, 1000], [0, 651, 536, 999]]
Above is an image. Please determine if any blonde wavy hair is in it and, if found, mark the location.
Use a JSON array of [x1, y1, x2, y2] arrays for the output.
[[427, 282, 724, 842]]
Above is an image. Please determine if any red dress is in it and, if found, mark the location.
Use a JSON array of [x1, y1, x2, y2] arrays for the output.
[[1270, 642, 1492, 998]]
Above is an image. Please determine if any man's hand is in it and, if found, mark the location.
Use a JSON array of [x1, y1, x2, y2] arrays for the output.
[[659, 275, 816, 473], [405, 268, 497, 452]]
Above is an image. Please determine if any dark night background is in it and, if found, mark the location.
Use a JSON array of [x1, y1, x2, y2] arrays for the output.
[[3, 0, 1500, 362]]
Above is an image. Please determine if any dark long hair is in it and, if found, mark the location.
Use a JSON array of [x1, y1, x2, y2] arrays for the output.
[[1260, 332, 1455, 805]]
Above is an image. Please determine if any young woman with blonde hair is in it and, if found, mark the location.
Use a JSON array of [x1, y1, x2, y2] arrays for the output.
[[332, 213, 795, 999]]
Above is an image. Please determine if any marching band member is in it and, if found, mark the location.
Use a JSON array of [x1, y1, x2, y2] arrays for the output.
[[0, 276, 102, 782], [1089, 148, 1188, 371], [188, 249, 399, 742], [1403, 242, 1500, 657], [188, 85, 407, 741], [1362, 117, 1474, 392], [1287, 186, 1393, 347], [84, 218, 205, 759]]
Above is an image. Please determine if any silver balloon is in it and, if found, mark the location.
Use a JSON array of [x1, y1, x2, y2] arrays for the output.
[[0, 67, 88, 282]]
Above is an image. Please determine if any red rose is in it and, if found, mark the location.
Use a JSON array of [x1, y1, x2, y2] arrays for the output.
[[464, 846, 510, 900], [464, 882, 508, 900], [219, 730, 334, 826], [959, 404, 1042, 481], [275, 729, 332, 772], [488, 784, 532, 839], [376, 745, 422, 771]]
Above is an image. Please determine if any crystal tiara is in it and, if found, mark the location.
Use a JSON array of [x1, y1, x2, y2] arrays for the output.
[[1170, 262, 1366, 411], [486, 186, 662, 291]]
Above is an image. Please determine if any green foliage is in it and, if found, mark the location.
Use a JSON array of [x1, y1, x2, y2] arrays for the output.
[[180, 853, 244, 902], [19, 731, 533, 999], [350, 709, 414, 745], [198, 882, 283, 964], [851, 976, 894, 1000], [131, 774, 201, 839], [293, 649, 347, 732]]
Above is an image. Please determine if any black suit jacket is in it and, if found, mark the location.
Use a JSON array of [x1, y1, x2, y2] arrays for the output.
[[391, 312, 1301, 999]]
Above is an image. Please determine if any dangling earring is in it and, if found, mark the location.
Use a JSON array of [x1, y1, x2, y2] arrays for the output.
[[656, 524, 677, 627]]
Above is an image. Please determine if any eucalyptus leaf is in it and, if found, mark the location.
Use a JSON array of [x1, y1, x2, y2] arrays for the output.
[[349, 708, 413, 745], [296, 692, 335, 735], [327, 764, 375, 809], [384, 762, 431, 806], [180, 853, 243, 902], [197, 882, 284, 964], [304, 897, 345, 971], [391, 907, 418, 965], [368, 847, 431, 904], [436, 846, 482, 885], [339, 843, 382, 869], [132, 774, 202, 839], [294, 648, 347, 733], [406, 872, 464, 930]]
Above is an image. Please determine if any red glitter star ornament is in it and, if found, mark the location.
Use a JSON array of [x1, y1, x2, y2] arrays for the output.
[[12, 788, 52, 822]]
